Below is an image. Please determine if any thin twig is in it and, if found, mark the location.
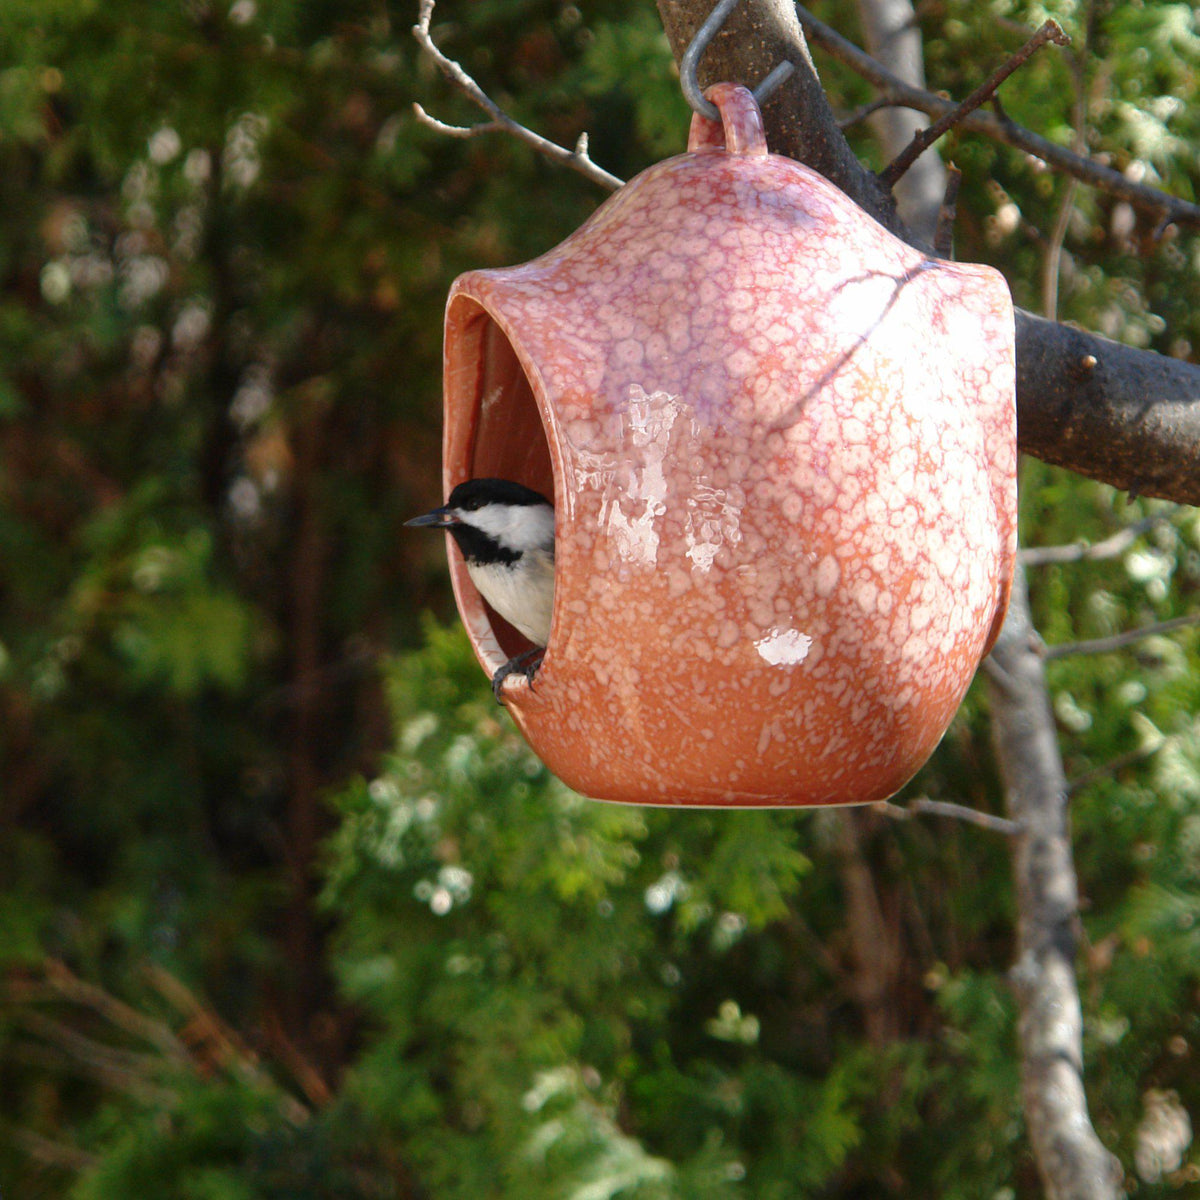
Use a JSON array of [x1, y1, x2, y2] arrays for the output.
[[16, 1009, 172, 1077], [1043, 177, 1078, 319], [1066, 739, 1167, 795], [1044, 611, 1200, 660], [412, 103, 502, 140], [879, 20, 1069, 187], [2, 1122, 98, 1172], [988, 569, 1124, 1196], [838, 95, 898, 130], [263, 1008, 334, 1108], [143, 962, 257, 1073], [797, 6, 1200, 229], [980, 651, 1020, 695], [1042, 27, 1088, 321], [42, 959, 188, 1060], [1020, 513, 1172, 566], [8, 1040, 181, 1106], [413, 0, 623, 192], [143, 962, 312, 1125], [933, 163, 962, 257], [874, 796, 1020, 836]]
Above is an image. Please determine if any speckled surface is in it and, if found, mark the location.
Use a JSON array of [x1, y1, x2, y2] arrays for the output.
[[442, 83, 1016, 806]]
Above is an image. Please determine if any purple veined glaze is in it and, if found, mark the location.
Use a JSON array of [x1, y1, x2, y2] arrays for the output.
[[440, 83, 1016, 807]]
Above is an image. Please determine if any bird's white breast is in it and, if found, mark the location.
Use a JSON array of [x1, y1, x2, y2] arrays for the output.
[[466, 548, 555, 645]]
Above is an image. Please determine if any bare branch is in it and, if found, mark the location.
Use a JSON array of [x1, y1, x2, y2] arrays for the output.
[[2, 1122, 98, 1172], [16, 1009, 171, 1078], [879, 20, 1070, 188], [1044, 610, 1200, 660], [980, 651, 1021, 694], [8, 1037, 181, 1107], [412, 103, 501, 140], [797, 6, 1200, 231], [989, 570, 1124, 1199], [1041, 46, 1087, 322], [875, 796, 1020, 836], [1014, 311, 1200, 506], [853, 0, 946, 242], [1067, 739, 1167, 796], [412, 0, 623, 192], [838, 95, 898, 131], [1042, 177, 1078, 319], [932, 164, 961, 258], [1020, 513, 1173, 566], [143, 962, 257, 1073], [40, 959, 188, 1061]]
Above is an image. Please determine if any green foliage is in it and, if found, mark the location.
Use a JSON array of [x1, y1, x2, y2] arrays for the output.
[[322, 623, 820, 1195], [3, 0, 1200, 1197]]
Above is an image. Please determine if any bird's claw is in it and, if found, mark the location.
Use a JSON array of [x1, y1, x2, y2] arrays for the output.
[[491, 648, 545, 704]]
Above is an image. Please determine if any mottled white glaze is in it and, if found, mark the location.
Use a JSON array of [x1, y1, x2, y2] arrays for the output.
[[442, 84, 1017, 807]]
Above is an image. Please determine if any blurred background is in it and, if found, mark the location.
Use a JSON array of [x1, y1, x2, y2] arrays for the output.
[[2, 1, 1200, 1196]]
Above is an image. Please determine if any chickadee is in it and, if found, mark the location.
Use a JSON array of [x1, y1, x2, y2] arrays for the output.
[[405, 478, 555, 702]]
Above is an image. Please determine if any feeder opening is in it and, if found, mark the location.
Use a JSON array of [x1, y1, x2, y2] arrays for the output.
[[444, 296, 556, 664]]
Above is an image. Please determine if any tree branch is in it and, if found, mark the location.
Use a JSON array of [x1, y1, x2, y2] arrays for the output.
[[853, 0, 945, 244], [878, 20, 1070, 188], [1066, 738, 1166, 796], [875, 796, 1020, 836], [1012, 312, 1200, 506], [1044, 610, 1200, 660], [988, 570, 1124, 1199], [39, 959, 188, 1061], [412, 0, 622, 191], [797, 7, 1200, 232], [2, 1122, 98, 1172], [1020, 513, 1174, 566], [792, 6, 1200, 506], [932, 164, 961, 259], [412, 103, 502, 140]]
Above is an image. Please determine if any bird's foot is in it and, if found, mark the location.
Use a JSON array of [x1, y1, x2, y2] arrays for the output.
[[492, 647, 545, 704]]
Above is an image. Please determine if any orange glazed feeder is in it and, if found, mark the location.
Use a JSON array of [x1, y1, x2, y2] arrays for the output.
[[441, 84, 1016, 807]]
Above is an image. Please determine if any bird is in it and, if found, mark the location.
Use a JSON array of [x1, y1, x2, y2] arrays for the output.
[[405, 478, 555, 702]]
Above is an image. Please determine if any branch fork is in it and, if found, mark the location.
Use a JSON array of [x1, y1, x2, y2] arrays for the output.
[[412, 0, 622, 192], [879, 20, 1069, 188]]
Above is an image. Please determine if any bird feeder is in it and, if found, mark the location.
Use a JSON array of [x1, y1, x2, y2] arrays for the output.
[[440, 83, 1016, 807]]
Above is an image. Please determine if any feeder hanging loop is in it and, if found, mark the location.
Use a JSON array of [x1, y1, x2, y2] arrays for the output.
[[680, 0, 796, 121]]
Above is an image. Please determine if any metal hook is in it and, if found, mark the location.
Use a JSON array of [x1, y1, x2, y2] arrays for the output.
[[679, 0, 795, 122]]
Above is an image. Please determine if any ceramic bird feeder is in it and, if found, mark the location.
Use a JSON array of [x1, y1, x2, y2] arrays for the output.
[[440, 83, 1016, 807]]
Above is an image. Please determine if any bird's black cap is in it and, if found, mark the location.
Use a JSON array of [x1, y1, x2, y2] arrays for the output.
[[404, 478, 552, 529], [446, 478, 552, 511]]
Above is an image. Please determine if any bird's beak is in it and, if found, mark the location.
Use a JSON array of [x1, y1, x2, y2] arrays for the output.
[[404, 505, 460, 529]]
